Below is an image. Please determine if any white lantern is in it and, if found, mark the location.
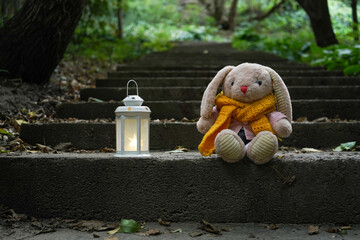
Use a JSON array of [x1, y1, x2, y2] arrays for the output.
[[114, 80, 151, 157]]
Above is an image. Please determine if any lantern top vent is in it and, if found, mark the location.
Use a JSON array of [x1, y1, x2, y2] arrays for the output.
[[123, 80, 144, 106]]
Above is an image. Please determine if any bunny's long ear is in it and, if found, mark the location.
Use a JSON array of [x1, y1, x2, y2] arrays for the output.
[[265, 67, 292, 121], [200, 66, 234, 118]]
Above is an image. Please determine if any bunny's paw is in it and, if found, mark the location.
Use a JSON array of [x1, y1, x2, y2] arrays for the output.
[[247, 131, 278, 165], [215, 129, 245, 163]]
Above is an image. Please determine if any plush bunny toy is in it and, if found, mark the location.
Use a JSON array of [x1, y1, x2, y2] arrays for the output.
[[197, 63, 292, 164]]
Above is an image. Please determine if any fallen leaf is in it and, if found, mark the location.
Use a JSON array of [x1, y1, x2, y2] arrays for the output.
[[12, 119, 28, 131], [31, 221, 43, 229], [165, 146, 189, 154], [221, 227, 230, 232], [189, 231, 203, 237], [265, 224, 279, 230], [0, 128, 13, 136], [158, 218, 171, 226], [104, 237, 120, 240], [28, 111, 37, 118], [301, 148, 322, 153], [107, 226, 120, 236], [170, 228, 182, 233], [88, 97, 104, 103], [54, 142, 73, 151], [101, 147, 115, 153], [295, 116, 308, 122], [36, 144, 53, 153], [70, 220, 117, 232], [308, 225, 319, 235], [199, 220, 221, 234], [341, 226, 352, 230], [93, 233, 100, 238], [175, 146, 189, 152], [117, 219, 141, 233], [144, 229, 161, 236], [333, 141, 357, 152], [312, 117, 330, 122]]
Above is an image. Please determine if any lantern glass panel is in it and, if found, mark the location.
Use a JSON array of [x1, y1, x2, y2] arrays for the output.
[[124, 118, 138, 151], [116, 118, 122, 151], [141, 118, 149, 151]]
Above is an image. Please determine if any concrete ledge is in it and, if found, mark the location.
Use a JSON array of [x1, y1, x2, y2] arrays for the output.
[[20, 122, 360, 150], [56, 100, 360, 120], [1, 152, 359, 223]]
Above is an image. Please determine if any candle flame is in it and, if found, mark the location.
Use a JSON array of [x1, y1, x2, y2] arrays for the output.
[[128, 135, 137, 147]]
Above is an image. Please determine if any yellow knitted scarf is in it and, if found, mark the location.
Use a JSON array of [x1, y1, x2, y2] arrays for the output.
[[198, 93, 276, 156]]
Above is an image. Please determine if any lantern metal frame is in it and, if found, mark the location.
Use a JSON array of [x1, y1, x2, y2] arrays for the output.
[[114, 80, 151, 157]]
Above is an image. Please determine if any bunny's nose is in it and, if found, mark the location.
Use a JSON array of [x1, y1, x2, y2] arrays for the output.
[[241, 86, 248, 94]]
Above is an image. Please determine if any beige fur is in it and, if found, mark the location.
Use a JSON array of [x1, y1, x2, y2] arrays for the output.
[[197, 63, 292, 164]]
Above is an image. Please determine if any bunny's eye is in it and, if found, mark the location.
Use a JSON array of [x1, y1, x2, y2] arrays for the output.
[[256, 80, 262, 86], [231, 81, 234, 86]]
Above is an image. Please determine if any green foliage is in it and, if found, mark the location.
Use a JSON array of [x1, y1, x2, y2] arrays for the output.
[[67, 0, 222, 62], [0, 128, 13, 136], [108, 219, 141, 235], [233, 0, 360, 76], [333, 141, 357, 152]]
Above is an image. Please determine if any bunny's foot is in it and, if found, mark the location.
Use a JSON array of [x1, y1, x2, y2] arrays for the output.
[[247, 131, 278, 165], [215, 129, 245, 163]]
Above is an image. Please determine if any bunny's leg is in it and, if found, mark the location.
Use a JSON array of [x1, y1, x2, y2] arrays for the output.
[[214, 129, 245, 163], [246, 131, 278, 165]]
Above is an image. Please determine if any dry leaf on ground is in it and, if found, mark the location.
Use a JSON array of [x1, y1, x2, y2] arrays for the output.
[[199, 220, 221, 234], [264, 224, 279, 230], [189, 231, 203, 237], [140, 229, 161, 236], [301, 148, 322, 153], [104, 237, 120, 240], [158, 218, 171, 226], [308, 225, 319, 235]]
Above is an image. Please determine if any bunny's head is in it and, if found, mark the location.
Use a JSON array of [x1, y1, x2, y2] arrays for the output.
[[200, 63, 292, 120]]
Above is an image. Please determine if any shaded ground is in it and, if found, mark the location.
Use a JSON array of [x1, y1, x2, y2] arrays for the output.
[[1, 206, 359, 240], [0, 57, 116, 153]]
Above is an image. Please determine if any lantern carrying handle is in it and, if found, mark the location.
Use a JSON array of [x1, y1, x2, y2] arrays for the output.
[[126, 80, 139, 96]]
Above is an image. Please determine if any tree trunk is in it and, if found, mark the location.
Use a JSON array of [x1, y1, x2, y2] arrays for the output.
[[296, 0, 338, 47], [1, 0, 7, 23], [214, 0, 225, 25], [228, 0, 238, 31], [351, 0, 358, 41], [117, 0, 123, 39], [250, 0, 286, 21], [0, 0, 86, 84]]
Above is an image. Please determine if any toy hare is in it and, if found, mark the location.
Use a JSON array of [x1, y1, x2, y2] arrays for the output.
[[197, 63, 292, 164]]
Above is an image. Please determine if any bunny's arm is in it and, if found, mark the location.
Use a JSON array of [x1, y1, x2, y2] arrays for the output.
[[268, 111, 292, 138], [197, 106, 218, 134]]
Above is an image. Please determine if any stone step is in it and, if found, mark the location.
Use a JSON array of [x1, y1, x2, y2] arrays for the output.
[[20, 122, 360, 150], [107, 70, 344, 78], [79, 86, 360, 101], [1, 152, 359, 223], [56, 100, 360, 120], [96, 76, 360, 88], [117, 64, 325, 71]]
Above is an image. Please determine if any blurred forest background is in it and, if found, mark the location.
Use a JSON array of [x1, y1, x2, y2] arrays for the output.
[[0, 0, 360, 85]]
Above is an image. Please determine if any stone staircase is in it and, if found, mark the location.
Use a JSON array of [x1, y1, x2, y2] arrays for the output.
[[1, 42, 360, 223], [20, 42, 360, 150]]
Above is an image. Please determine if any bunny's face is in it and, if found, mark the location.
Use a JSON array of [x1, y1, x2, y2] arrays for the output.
[[223, 63, 273, 103]]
